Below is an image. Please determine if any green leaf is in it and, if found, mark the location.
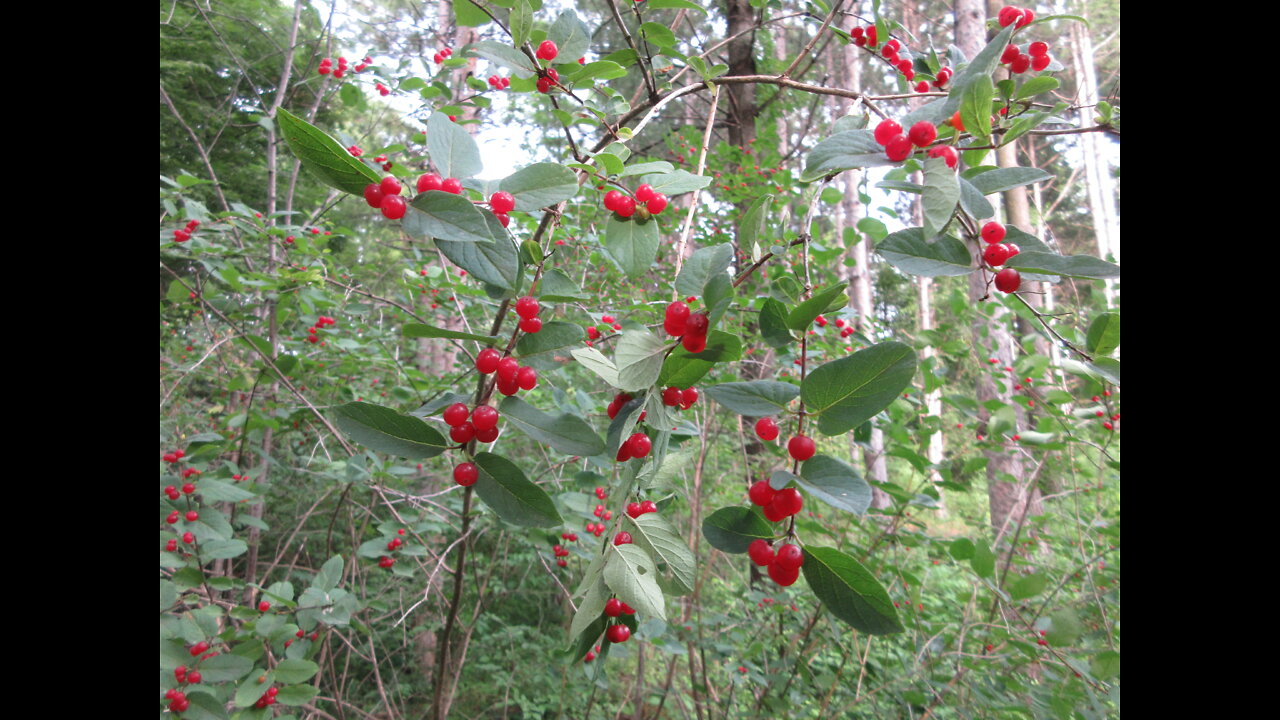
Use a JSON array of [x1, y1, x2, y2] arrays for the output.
[[571, 346, 620, 387], [675, 243, 734, 298], [1091, 650, 1121, 680], [509, 0, 533, 46], [538, 268, 587, 301], [958, 177, 994, 220], [1086, 313, 1120, 356], [405, 191, 499, 244], [1047, 608, 1083, 646], [802, 130, 895, 181], [802, 342, 918, 435], [703, 274, 733, 328], [704, 380, 799, 416], [639, 22, 677, 50], [183, 691, 230, 720], [960, 74, 994, 141], [701, 506, 773, 554], [968, 167, 1054, 195], [194, 479, 255, 503], [798, 455, 872, 514], [970, 540, 995, 578], [454, 0, 490, 27], [276, 109, 380, 196], [940, 23, 1017, 120], [498, 396, 605, 456], [202, 539, 249, 560], [640, 170, 712, 196], [604, 216, 660, 278], [758, 298, 793, 348], [275, 684, 321, 706], [565, 60, 629, 82], [922, 157, 960, 238], [949, 538, 975, 560], [313, 555, 345, 592], [1009, 573, 1048, 600], [668, 330, 740, 364], [436, 218, 521, 290], [515, 320, 583, 358], [197, 654, 253, 683], [273, 659, 319, 684], [235, 672, 274, 708], [331, 402, 448, 459], [738, 194, 774, 252], [404, 322, 500, 344], [787, 283, 848, 331], [500, 163, 579, 211], [1016, 76, 1060, 100], [468, 40, 537, 76], [427, 111, 483, 179], [1005, 251, 1120, 279], [472, 452, 563, 527], [547, 10, 592, 62], [801, 546, 903, 635], [604, 543, 666, 621], [627, 512, 696, 594], [570, 573, 609, 640], [876, 228, 972, 277], [615, 329, 669, 391]]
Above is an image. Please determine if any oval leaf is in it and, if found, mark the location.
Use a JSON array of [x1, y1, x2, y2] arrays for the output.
[[1086, 312, 1120, 356], [802, 342, 918, 436], [277, 108, 380, 196], [500, 162, 580, 211], [331, 402, 448, 459], [801, 546, 903, 635], [427, 111, 483, 179], [472, 452, 563, 527], [405, 191, 498, 244], [877, 228, 972, 277], [798, 455, 872, 514], [704, 380, 799, 417], [603, 543, 666, 621], [605, 216, 660, 278], [701, 506, 773, 554], [497, 396, 605, 457]]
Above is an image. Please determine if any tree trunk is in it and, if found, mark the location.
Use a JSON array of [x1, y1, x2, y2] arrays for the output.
[[1070, 6, 1119, 307]]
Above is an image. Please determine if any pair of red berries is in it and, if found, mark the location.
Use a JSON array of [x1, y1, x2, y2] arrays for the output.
[[173, 218, 200, 243], [432, 47, 453, 64], [443, 402, 502, 444], [617, 432, 652, 462], [378, 555, 395, 568], [626, 500, 658, 518], [602, 185, 669, 219], [535, 68, 560, 94], [749, 481, 805, 522], [254, 687, 280, 709], [997, 6, 1036, 28], [165, 689, 190, 712], [162, 449, 186, 463], [874, 118, 938, 162], [748, 539, 804, 586], [606, 391, 637, 420], [661, 386, 699, 409], [585, 521, 607, 536], [487, 75, 511, 90], [513, 294, 543, 334], [417, 172, 464, 195], [475, 348, 539, 395]]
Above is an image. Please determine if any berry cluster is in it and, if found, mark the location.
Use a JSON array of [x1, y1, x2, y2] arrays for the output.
[[665, 301, 710, 353], [748, 539, 804, 586], [162, 449, 186, 464], [513, 294, 544, 332], [602, 184, 669, 220], [626, 500, 658, 518], [585, 312, 625, 343], [616, 432, 652, 462], [1000, 39, 1053, 74], [365, 176, 408, 220], [318, 56, 370, 78], [851, 25, 951, 93], [552, 542, 572, 566], [605, 391, 639, 420], [378, 555, 395, 568], [442, 401, 504, 445], [253, 686, 280, 709], [661, 386, 699, 410], [585, 520, 607, 538], [475, 348, 539, 396], [164, 688, 191, 713], [374, 82, 390, 97], [749, 480, 804, 522], [432, 47, 453, 64], [535, 68, 560, 94], [486, 74, 511, 91], [874, 118, 939, 163], [997, 6, 1036, 28], [417, 172, 465, 195], [605, 597, 635, 643], [173, 218, 200, 243], [307, 315, 337, 344], [980, 222, 1022, 293]]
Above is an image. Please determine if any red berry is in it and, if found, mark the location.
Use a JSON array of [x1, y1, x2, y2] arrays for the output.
[[363, 184, 385, 208], [928, 145, 959, 169], [497, 357, 520, 383], [755, 417, 780, 442], [914, 81, 930, 92], [490, 191, 515, 214], [189, 641, 210, 656], [983, 243, 1012, 267], [167, 511, 181, 524], [188, 671, 202, 684], [185, 510, 199, 522], [258, 601, 271, 612], [749, 480, 776, 507], [635, 184, 656, 202], [443, 402, 470, 427], [183, 532, 195, 544], [476, 348, 501, 374], [998, 6, 1023, 27], [640, 500, 657, 515], [537, 40, 559, 61], [681, 388, 699, 409], [476, 426, 500, 443], [1029, 41, 1049, 57], [515, 296, 540, 319], [627, 502, 643, 518], [454, 462, 479, 486], [647, 194, 668, 214], [1011, 54, 1032, 74], [788, 436, 816, 462], [603, 190, 624, 210], [441, 178, 463, 194], [664, 301, 690, 336], [981, 222, 1006, 244], [1031, 54, 1051, 71], [681, 334, 707, 353], [626, 433, 652, 459], [614, 531, 633, 546], [748, 538, 775, 566], [767, 561, 800, 586], [994, 268, 1021, 293], [874, 118, 903, 146], [607, 624, 631, 643], [417, 173, 442, 193], [663, 387, 684, 406], [907, 121, 938, 148], [1001, 44, 1020, 64], [774, 544, 804, 571], [471, 405, 499, 431], [614, 196, 636, 218], [1017, 9, 1035, 27], [380, 195, 407, 220], [684, 312, 709, 338], [885, 135, 913, 162], [379, 176, 402, 196], [605, 598, 624, 616], [519, 316, 543, 334], [449, 422, 476, 444], [517, 366, 538, 390], [770, 488, 803, 517]]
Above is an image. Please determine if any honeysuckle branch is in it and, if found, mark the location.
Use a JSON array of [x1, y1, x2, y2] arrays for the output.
[[780, 0, 849, 78], [604, 0, 658, 100]]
